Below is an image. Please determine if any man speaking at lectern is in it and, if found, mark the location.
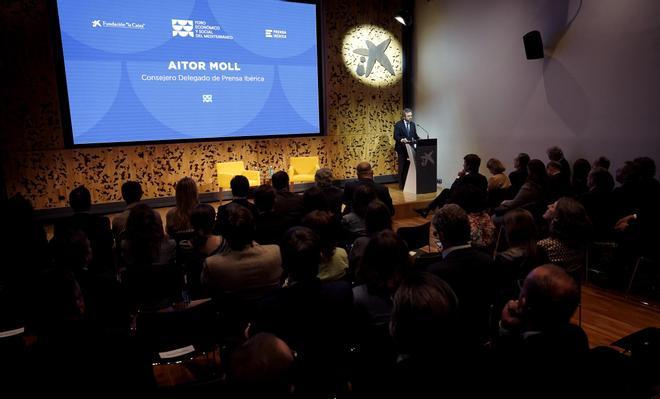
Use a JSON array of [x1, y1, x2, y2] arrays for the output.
[[394, 108, 420, 189]]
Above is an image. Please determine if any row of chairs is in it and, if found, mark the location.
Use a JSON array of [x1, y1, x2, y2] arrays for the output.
[[216, 156, 321, 190]]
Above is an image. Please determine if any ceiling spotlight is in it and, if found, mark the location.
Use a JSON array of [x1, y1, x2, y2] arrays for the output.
[[395, 9, 412, 26]]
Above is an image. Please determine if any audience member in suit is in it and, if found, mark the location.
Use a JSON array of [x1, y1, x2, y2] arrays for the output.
[[341, 184, 376, 241], [427, 204, 496, 345], [508, 153, 530, 197], [215, 175, 258, 235], [494, 265, 589, 399], [120, 203, 177, 311], [272, 171, 305, 225], [415, 154, 488, 218], [348, 200, 393, 274], [571, 158, 591, 197], [494, 209, 549, 304], [226, 333, 295, 399], [390, 272, 482, 398], [342, 161, 394, 215], [393, 108, 420, 189], [253, 184, 290, 245], [202, 204, 282, 303], [302, 211, 348, 281], [496, 159, 548, 215], [312, 167, 343, 217], [165, 176, 198, 237], [578, 167, 616, 240], [547, 145, 571, 184], [54, 186, 114, 275], [546, 161, 572, 202], [538, 197, 592, 282], [112, 181, 162, 240], [255, 227, 353, 397]]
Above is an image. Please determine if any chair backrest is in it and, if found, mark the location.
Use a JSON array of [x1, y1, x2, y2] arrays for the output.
[[290, 156, 319, 175], [136, 298, 219, 364], [396, 222, 431, 251], [216, 161, 246, 176]]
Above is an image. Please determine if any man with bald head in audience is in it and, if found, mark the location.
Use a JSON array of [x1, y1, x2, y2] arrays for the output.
[[342, 162, 394, 215], [495, 264, 588, 398]]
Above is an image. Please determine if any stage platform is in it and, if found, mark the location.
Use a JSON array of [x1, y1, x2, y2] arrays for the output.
[[382, 184, 442, 219]]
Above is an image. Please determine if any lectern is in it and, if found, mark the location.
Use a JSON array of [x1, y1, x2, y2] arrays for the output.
[[403, 139, 437, 194]]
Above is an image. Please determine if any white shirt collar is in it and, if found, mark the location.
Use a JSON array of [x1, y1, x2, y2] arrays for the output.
[[441, 243, 472, 258]]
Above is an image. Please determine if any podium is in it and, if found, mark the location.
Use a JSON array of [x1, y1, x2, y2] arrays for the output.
[[403, 139, 438, 194]]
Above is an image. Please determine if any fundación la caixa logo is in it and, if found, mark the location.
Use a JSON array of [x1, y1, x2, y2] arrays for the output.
[[172, 19, 194, 37]]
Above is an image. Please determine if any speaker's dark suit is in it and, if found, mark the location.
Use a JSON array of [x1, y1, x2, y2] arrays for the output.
[[393, 119, 420, 188]]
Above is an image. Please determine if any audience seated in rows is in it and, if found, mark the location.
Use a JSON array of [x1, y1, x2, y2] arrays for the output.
[[6, 149, 660, 397]]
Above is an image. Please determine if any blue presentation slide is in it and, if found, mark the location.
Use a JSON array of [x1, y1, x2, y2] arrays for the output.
[[55, 0, 321, 145]]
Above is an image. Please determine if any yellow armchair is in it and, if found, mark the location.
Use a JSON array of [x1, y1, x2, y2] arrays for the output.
[[216, 161, 261, 191], [288, 156, 320, 184]]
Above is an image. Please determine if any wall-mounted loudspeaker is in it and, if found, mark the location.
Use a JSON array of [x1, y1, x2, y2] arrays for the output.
[[523, 30, 544, 60]]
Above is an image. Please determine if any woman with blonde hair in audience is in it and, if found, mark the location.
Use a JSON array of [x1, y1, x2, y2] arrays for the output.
[[486, 158, 512, 191], [165, 176, 199, 236]]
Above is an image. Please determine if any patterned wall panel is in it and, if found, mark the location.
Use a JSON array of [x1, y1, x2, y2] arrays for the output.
[[1, 0, 403, 209]]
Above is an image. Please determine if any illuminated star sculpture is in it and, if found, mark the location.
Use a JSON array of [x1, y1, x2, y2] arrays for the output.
[[353, 38, 395, 77]]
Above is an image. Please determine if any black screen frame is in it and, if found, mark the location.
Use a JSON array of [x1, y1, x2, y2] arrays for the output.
[[49, 0, 326, 149]]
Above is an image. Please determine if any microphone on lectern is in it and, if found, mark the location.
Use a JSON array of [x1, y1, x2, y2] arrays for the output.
[[416, 123, 430, 140]]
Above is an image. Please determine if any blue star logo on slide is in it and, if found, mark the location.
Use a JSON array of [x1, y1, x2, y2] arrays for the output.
[[353, 38, 395, 77], [172, 19, 194, 37]]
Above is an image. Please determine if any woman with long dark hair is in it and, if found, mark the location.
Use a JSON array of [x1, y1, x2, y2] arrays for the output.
[[165, 177, 199, 236]]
